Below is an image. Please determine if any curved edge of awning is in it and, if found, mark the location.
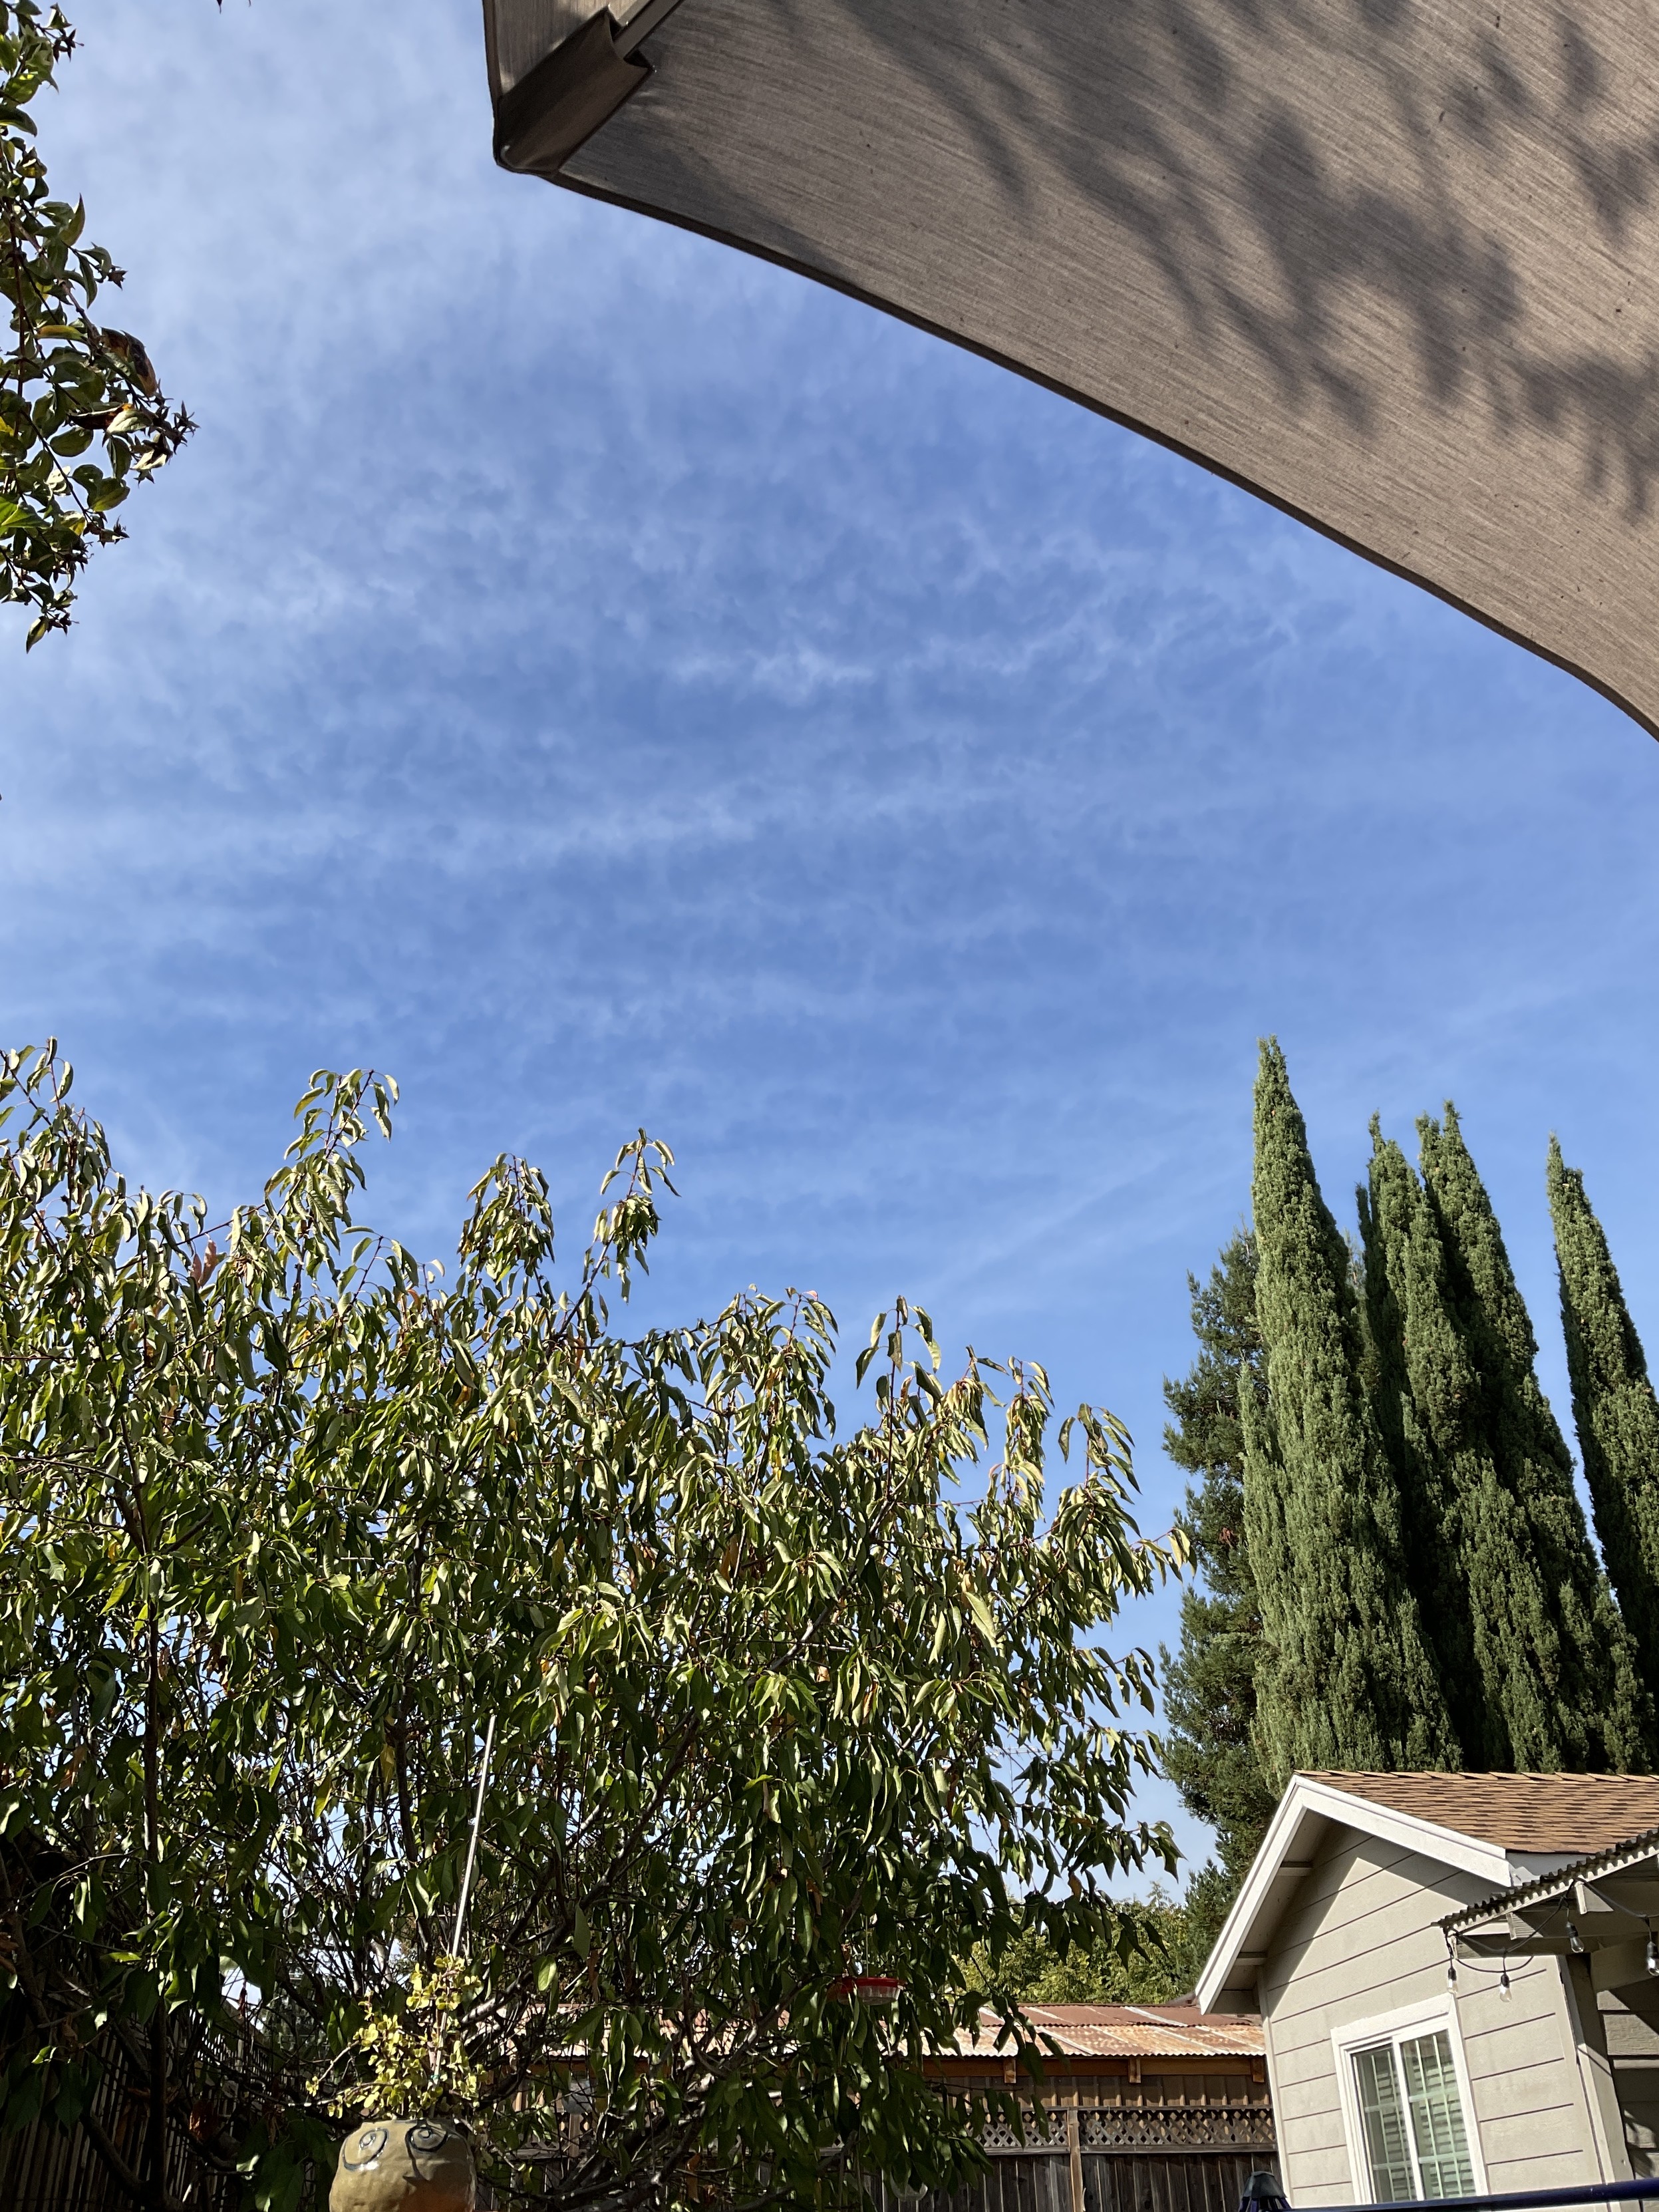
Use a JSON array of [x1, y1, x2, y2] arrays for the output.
[[512, 134, 1659, 746]]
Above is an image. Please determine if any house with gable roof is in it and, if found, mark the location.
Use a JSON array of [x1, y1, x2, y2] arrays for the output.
[[1196, 1772, 1659, 2205]]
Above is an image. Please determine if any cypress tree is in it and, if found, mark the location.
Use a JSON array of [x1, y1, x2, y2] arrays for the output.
[[1418, 1108, 1653, 1769], [1366, 1126, 1614, 1768], [1359, 1130, 1485, 1763], [1159, 1231, 1276, 1898], [1549, 1138, 1659, 1694], [1243, 1040, 1457, 1786]]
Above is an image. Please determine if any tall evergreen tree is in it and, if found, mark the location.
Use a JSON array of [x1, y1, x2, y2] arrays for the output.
[[1418, 1108, 1652, 1768], [1549, 1138, 1659, 1696], [1159, 1231, 1276, 1895], [1243, 1040, 1457, 1786], [1360, 1131, 1485, 1762], [1365, 1126, 1628, 1768]]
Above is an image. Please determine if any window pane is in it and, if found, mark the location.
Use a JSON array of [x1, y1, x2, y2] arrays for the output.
[[1354, 2045, 1416, 2201], [1400, 2030, 1475, 2199]]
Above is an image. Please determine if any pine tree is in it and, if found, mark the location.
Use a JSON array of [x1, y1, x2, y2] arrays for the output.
[[1159, 1231, 1277, 1896], [1549, 1138, 1659, 1696], [1366, 1126, 1619, 1768], [1418, 1108, 1653, 1769], [1243, 1041, 1457, 1786]]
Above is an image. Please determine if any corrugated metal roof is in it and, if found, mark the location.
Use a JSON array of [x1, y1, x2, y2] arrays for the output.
[[944, 2005, 1265, 2059], [1305, 1771, 1659, 1853], [1440, 1821, 1659, 1935]]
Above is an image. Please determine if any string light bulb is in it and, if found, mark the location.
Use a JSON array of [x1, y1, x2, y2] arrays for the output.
[[1646, 1922, 1658, 1979], [1499, 1965, 1512, 2000], [1568, 1920, 1585, 1955]]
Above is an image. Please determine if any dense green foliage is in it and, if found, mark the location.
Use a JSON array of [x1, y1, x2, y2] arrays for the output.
[[1165, 1064, 1659, 1893], [1358, 1129, 1484, 1748], [971, 1889, 1199, 2008], [1241, 1042, 1456, 1788], [0, 3, 190, 642], [0, 1048, 1183, 2212], [1157, 1233, 1274, 1921], [1363, 1122, 1651, 1770], [1549, 1139, 1659, 1698], [1418, 1108, 1652, 1767]]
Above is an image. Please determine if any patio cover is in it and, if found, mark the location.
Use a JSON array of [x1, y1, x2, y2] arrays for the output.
[[1443, 1821, 1659, 1990], [484, 0, 1659, 738]]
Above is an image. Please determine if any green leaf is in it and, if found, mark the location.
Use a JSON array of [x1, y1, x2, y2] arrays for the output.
[[0, 1056, 1169, 2207], [0, 42, 190, 641]]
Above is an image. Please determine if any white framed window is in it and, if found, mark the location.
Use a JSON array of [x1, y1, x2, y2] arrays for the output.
[[1332, 1998, 1485, 2204]]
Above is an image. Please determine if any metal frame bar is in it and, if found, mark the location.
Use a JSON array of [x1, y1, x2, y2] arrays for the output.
[[1280, 2181, 1659, 2212]]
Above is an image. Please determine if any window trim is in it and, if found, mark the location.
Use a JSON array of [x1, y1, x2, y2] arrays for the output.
[[1331, 1996, 1488, 2203]]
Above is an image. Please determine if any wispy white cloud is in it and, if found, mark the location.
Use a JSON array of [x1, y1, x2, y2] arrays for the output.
[[5, 0, 1658, 1863]]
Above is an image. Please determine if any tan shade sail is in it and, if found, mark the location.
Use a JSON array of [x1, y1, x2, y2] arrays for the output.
[[485, 0, 1659, 738]]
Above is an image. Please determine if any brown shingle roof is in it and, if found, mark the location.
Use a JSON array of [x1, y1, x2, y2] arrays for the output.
[[1306, 1770, 1659, 1853], [947, 2004, 1264, 2059]]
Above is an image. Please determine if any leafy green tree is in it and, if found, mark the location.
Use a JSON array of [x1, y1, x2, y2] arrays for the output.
[[1168, 1861, 1243, 1994], [0, 1046, 1183, 2212], [1549, 1138, 1659, 1700], [1241, 1040, 1456, 1787], [969, 1888, 1193, 2008], [1418, 1108, 1652, 1768], [1157, 1231, 1275, 1923], [1, 4, 190, 643]]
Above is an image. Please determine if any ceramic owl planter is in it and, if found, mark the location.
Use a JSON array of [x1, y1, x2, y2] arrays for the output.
[[329, 2118, 476, 2212]]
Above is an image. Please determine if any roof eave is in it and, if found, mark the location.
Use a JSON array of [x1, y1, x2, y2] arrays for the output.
[[1195, 1774, 1515, 2011], [1441, 1821, 1659, 1940]]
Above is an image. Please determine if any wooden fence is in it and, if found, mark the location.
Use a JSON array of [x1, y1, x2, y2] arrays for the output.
[[873, 2102, 1277, 2212], [1, 2017, 252, 2212], [3, 2064, 1275, 2212]]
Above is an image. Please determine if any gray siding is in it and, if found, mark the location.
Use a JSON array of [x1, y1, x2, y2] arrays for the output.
[[1258, 1826, 1601, 2205], [1602, 1984, 1659, 2176]]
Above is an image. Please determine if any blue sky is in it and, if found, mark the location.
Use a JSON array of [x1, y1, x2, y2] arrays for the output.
[[9, 0, 1659, 1876]]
